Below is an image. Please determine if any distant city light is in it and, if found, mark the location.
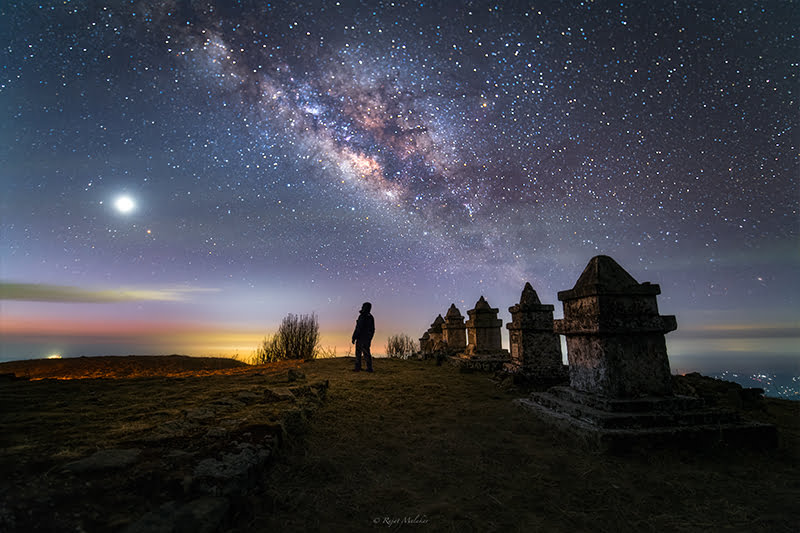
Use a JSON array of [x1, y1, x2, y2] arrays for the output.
[[716, 370, 799, 401], [46, 354, 62, 359]]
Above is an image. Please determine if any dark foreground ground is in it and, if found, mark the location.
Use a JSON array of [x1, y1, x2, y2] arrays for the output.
[[1, 356, 798, 532], [251, 358, 799, 532]]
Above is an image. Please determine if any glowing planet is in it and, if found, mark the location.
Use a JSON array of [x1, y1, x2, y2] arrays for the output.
[[114, 195, 136, 214]]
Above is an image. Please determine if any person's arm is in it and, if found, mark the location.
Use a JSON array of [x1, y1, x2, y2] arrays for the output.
[[367, 315, 375, 339]]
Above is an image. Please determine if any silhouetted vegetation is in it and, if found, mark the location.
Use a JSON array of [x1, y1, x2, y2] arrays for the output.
[[315, 345, 339, 359], [385, 333, 417, 359], [254, 313, 321, 363]]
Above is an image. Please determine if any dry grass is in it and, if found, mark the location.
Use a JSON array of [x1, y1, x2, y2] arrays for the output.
[[0, 354, 249, 380], [249, 358, 799, 532], [1, 356, 797, 532], [0, 356, 321, 532], [0, 357, 307, 477]]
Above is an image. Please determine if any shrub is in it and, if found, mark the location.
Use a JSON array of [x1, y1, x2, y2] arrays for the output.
[[315, 346, 338, 359], [252, 313, 321, 364], [253, 334, 282, 365], [386, 333, 417, 359]]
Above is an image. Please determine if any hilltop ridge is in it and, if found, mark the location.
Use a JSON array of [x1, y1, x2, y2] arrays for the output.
[[1, 356, 797, 532]]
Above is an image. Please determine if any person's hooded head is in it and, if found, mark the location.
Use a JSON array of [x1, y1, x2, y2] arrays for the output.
[[360, 302, 372, 314]]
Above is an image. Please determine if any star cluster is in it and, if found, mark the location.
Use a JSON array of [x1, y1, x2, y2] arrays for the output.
[[0, 1, 797, 360]]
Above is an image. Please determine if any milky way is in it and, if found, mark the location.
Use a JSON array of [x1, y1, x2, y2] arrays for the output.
[[0, 1, 797, 361]]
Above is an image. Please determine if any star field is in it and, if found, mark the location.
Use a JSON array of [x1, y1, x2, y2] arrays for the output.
[[0, 1, 797, 361]]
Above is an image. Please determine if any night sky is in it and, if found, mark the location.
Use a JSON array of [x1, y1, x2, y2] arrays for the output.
[[1, 1, 797, 369]]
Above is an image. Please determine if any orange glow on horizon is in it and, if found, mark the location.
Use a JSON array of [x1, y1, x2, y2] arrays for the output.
[[0, 314, 357, 358]]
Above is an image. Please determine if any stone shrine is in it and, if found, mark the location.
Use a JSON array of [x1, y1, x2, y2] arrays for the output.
[[505, 282, 567, 382], [553, 255, 675, 397], [448, 296, 510, 371], [465, 296, 503, 355], [517, 255, 776, 451], [418, 331, 431, 356], [427, 315, 445, 352], [441, 304, 467, 353]]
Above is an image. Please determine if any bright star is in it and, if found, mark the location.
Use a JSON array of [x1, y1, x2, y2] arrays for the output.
[[114, 195, 136, 214]]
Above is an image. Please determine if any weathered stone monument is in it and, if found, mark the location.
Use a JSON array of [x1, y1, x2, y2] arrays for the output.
[[449, 296, 510, 371], [442, 304, 467, 353], [516, 255, 776, 451], [504, 282, 567, 382], [428, 315, 445, 352], [554, 256, 675, 397], [418, 331, 431, 356], [465, 296, 503, 355]]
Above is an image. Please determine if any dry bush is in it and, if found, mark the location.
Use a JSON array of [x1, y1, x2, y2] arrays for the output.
[[253, 313, 321, 363], [253, 335, 282, 365], [315, 346, 338, 359], [385, 333, 417, 359]]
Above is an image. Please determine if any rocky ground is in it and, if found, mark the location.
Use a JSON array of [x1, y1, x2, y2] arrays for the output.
[[1, 356, 798, 532], [0, 354, 250, 380], [0, 356, 327, 532]]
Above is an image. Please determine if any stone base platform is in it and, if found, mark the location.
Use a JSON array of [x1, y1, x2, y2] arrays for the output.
[[516, 386, 777, 452], [448, 352, 510, 372], [501, 362, 569, 385]]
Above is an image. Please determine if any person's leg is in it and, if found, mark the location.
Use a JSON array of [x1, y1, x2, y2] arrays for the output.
[[354, 342, 362, 371], [364, 342, 373, 372]]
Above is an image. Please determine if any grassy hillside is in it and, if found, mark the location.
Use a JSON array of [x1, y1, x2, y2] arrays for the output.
[[1, 356, 797, 532], [251, 358, 798, 532], [0, 354, 248, 380]]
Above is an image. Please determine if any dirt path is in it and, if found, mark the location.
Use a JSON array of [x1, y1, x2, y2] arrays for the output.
[[241, 358, 799, 532]]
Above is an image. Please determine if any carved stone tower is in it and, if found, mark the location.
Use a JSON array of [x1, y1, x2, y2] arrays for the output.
[[442, 304, 467, 352], [506, 282, 564, 379], [554, 255, 676, 398], [465, 296, 503, 355]]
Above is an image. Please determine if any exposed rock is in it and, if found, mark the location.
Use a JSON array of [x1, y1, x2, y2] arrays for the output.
[[0, 362, 329, 533], [289, 380, 329, 402], [123, 501, 178, 533], [674, 372, 766, 409], [263, 387, 295, 402], [449, 354, 509, 372], [155, 419, 200, 439], [193, 443, 271, 496], [61, 448, 142, 474], [0, 503, 15, 531], [173, 497, 230, 533], [235, 391, 261, 404], [205, 426, 227, 438], [280, 408, 307, 435], [287, 369, 306, 382], [123, 497, 229, 533], [165, 449, 194, 459], [211, 397, 245, 409], [184, 408, 215, 421]]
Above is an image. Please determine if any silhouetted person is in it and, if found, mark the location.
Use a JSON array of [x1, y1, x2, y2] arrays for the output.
[[352, 302, 375, 372]]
